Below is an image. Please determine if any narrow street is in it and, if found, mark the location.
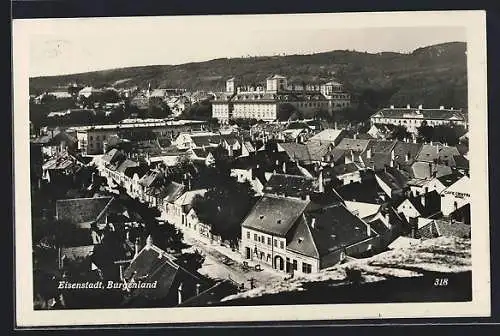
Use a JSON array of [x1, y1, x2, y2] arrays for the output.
[[180, 228, 285, 290]]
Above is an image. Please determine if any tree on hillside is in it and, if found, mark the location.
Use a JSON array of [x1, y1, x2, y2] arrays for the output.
[[192, 177, 256, 244], [314, 107, 334, 122], [432, 124, 466, 146], [176, 250, 206, 273], [360, 87, 399, 109], [417, 121, 434, 143], [277, 103, 302, 121], [181, 102, 212, 120], [389, 125, 411, 141], [148, 97, 172, 119], [148, 222, 185, 253]]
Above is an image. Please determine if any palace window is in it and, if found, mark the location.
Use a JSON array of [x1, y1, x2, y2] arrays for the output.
[[247, 231, 250, 239], [302, 262, 312, 274], [280, 241, 284, 249], [274, 239, 278, 247]]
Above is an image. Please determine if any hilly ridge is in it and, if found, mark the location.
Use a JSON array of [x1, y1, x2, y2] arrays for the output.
[[29, 41, 467, 109]]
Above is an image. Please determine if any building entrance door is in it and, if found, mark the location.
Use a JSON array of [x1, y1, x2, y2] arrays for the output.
[[274, 256, 284, 271]]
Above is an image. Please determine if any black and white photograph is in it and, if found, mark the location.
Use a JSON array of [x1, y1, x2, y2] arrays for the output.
[[13, 11, 490, 326]]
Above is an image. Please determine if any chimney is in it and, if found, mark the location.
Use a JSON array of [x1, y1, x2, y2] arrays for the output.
[[311, 218, 316, 229], [125, 230, 131, 242], [406, 104, 411, 109], [177, 283, 184, 304], [405, 152, 410, 162], [384, 212, 390, 226], [134, 237, 141, 258], [440, 106, 444, 110], [367, 148, 372, 159], [196, 283, 201, 296], [91, 172, 96, 184], [282, 161, 286, 174], [390, 105, 394, 109], [353, 133, 357, 140], [318, 170, 324, 193], [146, 234, 153, 248], [334, 122, 338, 130], [119, 264, 124, 281], [418, 104, 423, 110], [420, 194, 426, 208]]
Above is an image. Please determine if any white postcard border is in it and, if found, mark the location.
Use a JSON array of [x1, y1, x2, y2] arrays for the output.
[[13, 10, 490, 327]]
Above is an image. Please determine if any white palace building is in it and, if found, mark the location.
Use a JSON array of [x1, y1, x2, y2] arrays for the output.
[[212, 75, 351, 124], [370, 105, 468, 133]]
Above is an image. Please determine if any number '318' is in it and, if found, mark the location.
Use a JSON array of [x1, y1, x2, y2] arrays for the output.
[[434, 278, 448, 286]]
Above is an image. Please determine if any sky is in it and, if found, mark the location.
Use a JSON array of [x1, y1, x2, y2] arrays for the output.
[[19, 13, 467, 77]]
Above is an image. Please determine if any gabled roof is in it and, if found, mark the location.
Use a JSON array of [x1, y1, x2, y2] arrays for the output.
[[42, 154, 77, 171], [56, 197, 114, 227], [372, 107, 465, 121], [308, 129, 345, 143], [190, 148, 216, 159], [366, 140, 397, 154], [138, 169, 165, 188], [368, 219, 390, 236], [123, 243, 206, 304], [376, 167, 409, 191], [146, 181, 185, 202], [442, 175, 469, 193], [335, 138, 372, 152], [60, 246, 95, 261], [329, 163, 360, 176], [344, 201, 382, 220], [397, 190, 441, 217], [415, 144, 460, 163], [241, 195, 310, 237], [263, 173, 316, 198], [287, 204, 372, 258], [116, 159, 140, 174], [101, 149, 120, 164], [437, 172, 464, 187], [242, 141, 256, 153], [411, 162, 453, 179], [278, 143, 311, 162], [174, 189, 208, 206], [306, 142, 333, 161], [392, 142, 423, 166]]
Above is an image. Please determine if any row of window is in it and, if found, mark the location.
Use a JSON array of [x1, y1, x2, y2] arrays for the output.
[[297, 101, 324, 108], [247, 231, 285, 249]]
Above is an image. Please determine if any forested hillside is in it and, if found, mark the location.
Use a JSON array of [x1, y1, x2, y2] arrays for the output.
[[30, 41, 467, 109]]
